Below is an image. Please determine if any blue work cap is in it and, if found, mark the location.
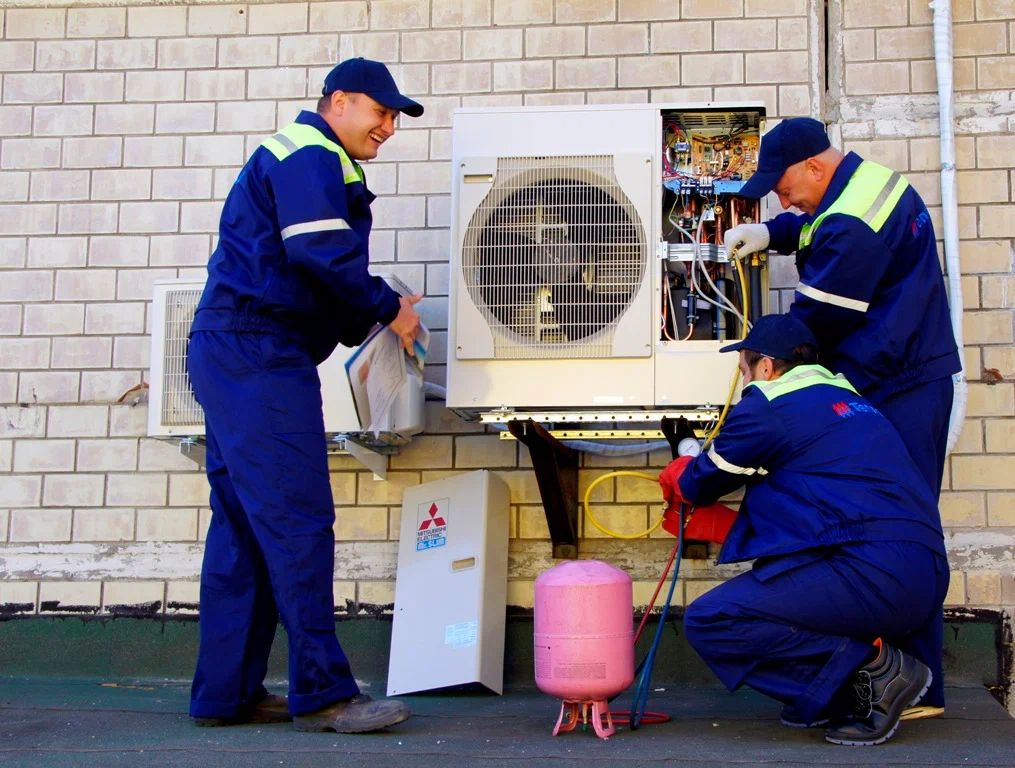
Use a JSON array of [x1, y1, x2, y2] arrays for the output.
[[738, 117, 831, 199], [322, 57, 424, 118], [720, 313, 818, 360]]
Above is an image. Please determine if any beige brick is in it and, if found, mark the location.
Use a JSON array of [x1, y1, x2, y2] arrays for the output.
[[157, 38, 217, 70], [843, 0, 907, 27], [746, 0, 806, 12], [959, 240, 1011, 274], [188, 5, 247, 35], [12, 508, 74, 543], [747, 51, 809, 84], [112, 336, 150, 369], [0, 205, 57, 237], [398, 31, 459, 63], [943, 570, 965, 605], [53, 269, 115, 302], [43, 474, 103, 507], [845, 61, 909, 95], [2, 474, 42, 509], [651, 21, 711, 53], [526, 26, 585, 58], [0, 304, 21, 334], [516, 506, 548, 538], [777, 84, 809, 116], [492, 60, 553, 91], [278, 34, 338, 66], [587, 88, 650, 104], [23, 302, 84, 334], [184, 135, 245, 167], [92, 170, 153, 202], [106, 473, 167, 507], [95, 39, 154, 71], [966, 571, 1002, 605], [911, 58, 977, 93], [583, 24, 646, 55], [963, 310, 1013, 345], [333, 580, 356, 611], [431, 0, 489, 26], [187, 70, 247, 101], [72, 509, 134, 542], [63, 137, 123, 170], [987, 492, 1015, 526], [940, 491, 987, 526], [17, 375, 77, 407], [137, 438, 195, 472], [716, 20, 777, 51], [979, 205, 1015, 238], [966, 382, 1015, 417], [154, 103, 213, 135], [65, 73, 125, 104], [952, 22, 1008, 56], [333, 507, 388, 540], [47, 405, 108, 438], [982, 276, 1015, 309], [31, 106, 91, 139], [775, 17, 807, 50], [13, 440, 74, 473], [3, 73, 63, 104], [464, 29, 523, 60], [52, 336, 113, 370], [505, 580, 533, 608], [76, 439, 137, 473], [126, 71, 185, 103], [633, 579, 685, 607], [387, 435, 451, 469], [103, 581, 163, 611], [39, 581, 101, 612], [109, 405, 147, 438], [68, 8, 125, 38], [6, 9, 64, 39], [80, 371, 142, 404], [976, 135, 1015, 169], [29, 170, 90, 203], [88, 236, 148, 268], [35, 41, 94, 72], [843, 29, 875, 62], [584, 504, 649, 539], [358, 581, 394, 610], [683, 53, 742, 86], [0, 338, 47, 370], [166, 473, 208, 507], [127, 6, 186, 37], [118, 202, 178, 234], [84, 303, 145, 335], [494, 0, 553, 24], [310, 2, 368, 32], [976, 0, 1015, 20], [979, 56, 1015, 89], [555, 0, 612, 21], [248, 68, 307, 100], [0, 41, 34, 72], [356, 471, 419, 504], [147, 234, 209, 267], [953, 454, 1015, 489], [958, 170, 1009, 205], [452, 434, 515, 469], [136, 508, 197, 541], [1, 139, 60, 171], [876, 26, 933, 60], [0, 106, 32, 137], [985, 419, 1015, 452], [337, 31, 400, 62], [0, 581, 37, 609], [952, 418, 983, 455], [246, 2, 308, 34], [127, 136, 182, 168], [432, 63, 492, 94]]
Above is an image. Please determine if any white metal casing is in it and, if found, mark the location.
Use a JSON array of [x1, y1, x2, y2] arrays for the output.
[[147, 276, 424, 440], [447, 102, 766, 412], [387, 470, 510, 696]]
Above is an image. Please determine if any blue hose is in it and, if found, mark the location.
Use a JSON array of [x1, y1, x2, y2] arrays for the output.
[[629, 503, 685, 730]]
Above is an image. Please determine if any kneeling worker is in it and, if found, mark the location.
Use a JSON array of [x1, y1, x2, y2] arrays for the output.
[[660, 314, 948, 746]]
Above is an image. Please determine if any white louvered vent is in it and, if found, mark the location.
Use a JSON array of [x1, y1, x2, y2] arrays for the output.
[[160, 288, 204, 428], [461, 155, 647, 359]]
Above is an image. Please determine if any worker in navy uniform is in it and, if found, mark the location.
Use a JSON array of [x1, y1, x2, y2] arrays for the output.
[[186, 59, 423, 733], [722, 118, 960, 716], [659, 314, 948, 746]]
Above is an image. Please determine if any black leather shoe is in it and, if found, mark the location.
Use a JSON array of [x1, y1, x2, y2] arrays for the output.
[[779, 705, 831, 728], [825, 640, 932, 746], [193, 693, 292, 727], [293, 694, 410, 733]]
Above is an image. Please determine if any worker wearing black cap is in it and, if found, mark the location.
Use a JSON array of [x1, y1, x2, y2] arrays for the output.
[[659, 314, 948, 746], [722, 118, 960, 716], [186, 59, 424, 733]]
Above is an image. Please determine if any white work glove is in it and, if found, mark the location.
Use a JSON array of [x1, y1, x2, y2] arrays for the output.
[[723, 224, 770, 258]]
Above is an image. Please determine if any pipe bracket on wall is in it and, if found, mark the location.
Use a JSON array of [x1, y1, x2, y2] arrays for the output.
[[507, 419, 580, 559]]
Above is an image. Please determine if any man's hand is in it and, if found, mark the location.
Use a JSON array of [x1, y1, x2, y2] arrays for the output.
[[388, 293, 422, 356], [659, 455, 693, 506], [723, 223, 770, 258]]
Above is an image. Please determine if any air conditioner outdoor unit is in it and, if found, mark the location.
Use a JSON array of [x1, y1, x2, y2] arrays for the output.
[[148, 275, 424, 476], [447, 103, 769, 420]]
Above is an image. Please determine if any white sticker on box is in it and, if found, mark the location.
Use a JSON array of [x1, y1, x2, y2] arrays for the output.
[[444, 621, 478, 649]]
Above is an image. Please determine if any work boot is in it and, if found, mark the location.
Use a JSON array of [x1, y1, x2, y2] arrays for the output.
[[293, 694, 410, 734], [778, 705, 831, 728], [193, 693, 292, 727], [825, 640, 932, 746]]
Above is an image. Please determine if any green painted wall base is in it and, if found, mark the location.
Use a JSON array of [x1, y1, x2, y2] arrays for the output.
[[0, 609, 1008, 704]]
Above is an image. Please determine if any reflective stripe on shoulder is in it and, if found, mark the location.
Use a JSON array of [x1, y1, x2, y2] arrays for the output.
[[280, 218, 350, 240], [259, 122, 365, 186], [795, 282, 870, 312], [749, 364, 858, 402], [708, 444, 767, 476]]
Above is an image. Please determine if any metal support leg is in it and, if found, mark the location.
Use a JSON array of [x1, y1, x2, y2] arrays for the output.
[[507, 420, 579, 560]]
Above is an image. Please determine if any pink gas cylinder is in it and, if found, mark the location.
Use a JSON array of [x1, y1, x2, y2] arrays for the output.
[[534, 560, 634, 739]]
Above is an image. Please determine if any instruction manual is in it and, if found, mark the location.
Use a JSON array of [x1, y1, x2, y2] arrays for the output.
[[345, 323, 430, 434]]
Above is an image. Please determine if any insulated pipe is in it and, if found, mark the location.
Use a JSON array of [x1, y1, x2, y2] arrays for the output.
[[933, 0, 968, 455]]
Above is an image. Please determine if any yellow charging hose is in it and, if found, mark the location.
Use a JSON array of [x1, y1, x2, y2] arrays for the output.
[[581, 254, 753, 539]]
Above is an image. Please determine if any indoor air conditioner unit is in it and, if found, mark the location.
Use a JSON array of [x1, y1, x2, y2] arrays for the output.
[[447, 103, 769, 418], [148, 275, 424, 476]]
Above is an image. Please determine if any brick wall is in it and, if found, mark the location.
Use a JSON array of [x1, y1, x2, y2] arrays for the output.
[[0, 0, 1012, 688]]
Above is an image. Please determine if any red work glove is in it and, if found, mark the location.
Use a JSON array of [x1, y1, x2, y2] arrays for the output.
[[658, 455, 693, 506], [662, 501, 738, 544]]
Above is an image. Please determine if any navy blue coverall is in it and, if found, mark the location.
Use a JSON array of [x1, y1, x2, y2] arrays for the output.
[[187, 111, 401, 719], [766, 153, 960, 706], [679, 365, 949, 726]]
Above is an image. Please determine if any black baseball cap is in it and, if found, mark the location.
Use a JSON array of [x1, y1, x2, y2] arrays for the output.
[[738, 117, 831, 198], [322, 57, 424, 118], [719, 313, 818, 360]]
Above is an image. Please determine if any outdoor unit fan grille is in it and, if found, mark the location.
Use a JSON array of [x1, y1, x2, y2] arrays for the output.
[[161, 288, 204, 427], [462, 155, 646, 359]]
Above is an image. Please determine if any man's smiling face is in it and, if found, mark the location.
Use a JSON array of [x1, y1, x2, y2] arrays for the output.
[[330, 92, 399, 161]]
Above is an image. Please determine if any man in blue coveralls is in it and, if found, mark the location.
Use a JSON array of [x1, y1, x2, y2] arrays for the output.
[[660, 314, 949, 747], [186, 59, 423, 733], [722, 118, 960, 716]]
